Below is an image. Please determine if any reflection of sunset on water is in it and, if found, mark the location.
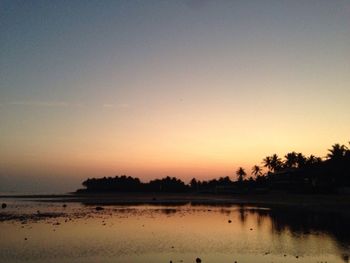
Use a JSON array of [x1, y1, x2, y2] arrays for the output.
[[0, 202, 349, 263]]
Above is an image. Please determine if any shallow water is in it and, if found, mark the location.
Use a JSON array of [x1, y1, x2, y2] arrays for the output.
[[0, 199, 349, 263]]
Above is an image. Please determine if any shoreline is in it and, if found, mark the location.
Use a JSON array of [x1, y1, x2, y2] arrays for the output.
[[1, 192, 350, 214]]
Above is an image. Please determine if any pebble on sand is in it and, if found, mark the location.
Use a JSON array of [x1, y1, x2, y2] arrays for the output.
[[1, 203, 7, 209], [196, 257, 202, 263], [228, 220, 232, 223]]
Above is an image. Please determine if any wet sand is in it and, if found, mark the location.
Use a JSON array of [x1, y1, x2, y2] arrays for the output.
[[2, 192, 350, 213]]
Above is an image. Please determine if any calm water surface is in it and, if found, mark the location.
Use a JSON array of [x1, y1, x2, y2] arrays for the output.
[[0, 198, 349, 263]]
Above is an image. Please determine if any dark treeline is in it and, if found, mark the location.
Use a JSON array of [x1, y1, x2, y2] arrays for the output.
[[80, 176, 188, 193], [77, 142, 350, 194]]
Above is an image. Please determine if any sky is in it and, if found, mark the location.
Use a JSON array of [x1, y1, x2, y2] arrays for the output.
[[1, 0, 350, 193]]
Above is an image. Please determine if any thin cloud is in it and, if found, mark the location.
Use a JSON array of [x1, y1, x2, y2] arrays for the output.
[[6, 101, 84, 108], [102, 103, 130, 109], [102, 103, 115, 108], [117, 103, 129, 109], [10, 101, 68, 107]]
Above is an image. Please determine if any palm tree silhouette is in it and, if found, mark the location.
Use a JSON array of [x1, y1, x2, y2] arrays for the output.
[[269, 154, 282, 172], [327, 143, 348, 160], [284, 152, 298, 168], [306, 155, 322, 165], [251, 165, 263, 177], [236, 167, 246, 182], [263, 156, 273, 172], [346, 142, 350, 158], [296, 153, 307, 168]]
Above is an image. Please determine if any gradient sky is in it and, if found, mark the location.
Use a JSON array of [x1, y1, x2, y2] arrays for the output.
[[1, 0, 350, 192]]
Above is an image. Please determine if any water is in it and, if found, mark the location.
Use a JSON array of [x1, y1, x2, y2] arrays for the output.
[[0, 199, 349, 263]]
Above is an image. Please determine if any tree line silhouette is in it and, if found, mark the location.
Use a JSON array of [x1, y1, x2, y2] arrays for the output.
[[78, 142, 350, 194]]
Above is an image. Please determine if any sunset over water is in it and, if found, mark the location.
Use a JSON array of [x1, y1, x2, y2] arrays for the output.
[[0, 1, 350, 263]]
